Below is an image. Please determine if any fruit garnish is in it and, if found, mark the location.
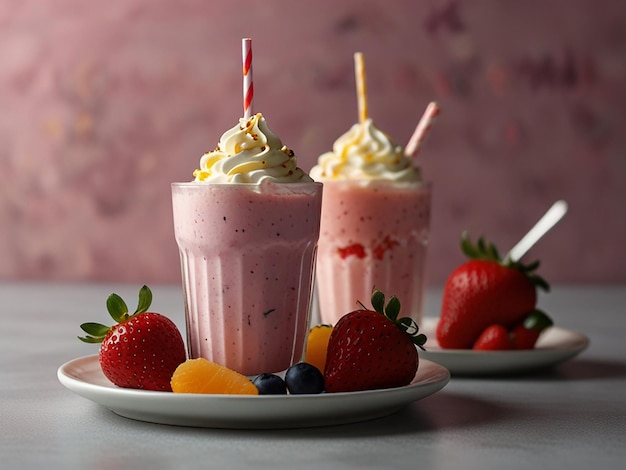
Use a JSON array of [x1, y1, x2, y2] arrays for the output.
[[338, 243, 366, 259], [367, 289, 427, 348], [324, 288, 426, 393], [171, 358, 258, 395], [472, 324, 514, 351], [78, 285, 186, 392], [436, 232, 552, 350], [252, 373, 288, 395], [304, 324, 334, 373], [460, 231, 549, 291], [511, 309, 554, 349], [284, 362, 325, 394]]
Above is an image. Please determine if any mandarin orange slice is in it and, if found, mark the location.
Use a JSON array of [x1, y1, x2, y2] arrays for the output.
[[170, 358, 258, 395], [304, 324, 334, 373]]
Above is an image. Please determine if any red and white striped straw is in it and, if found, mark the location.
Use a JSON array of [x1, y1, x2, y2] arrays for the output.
[[405, 101, 441, 158], [242, 38, 253, 119], [354, 52, 368, 124]]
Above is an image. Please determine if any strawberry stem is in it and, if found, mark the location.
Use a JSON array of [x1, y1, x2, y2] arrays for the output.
[[522, 309, 554, 330], [460, 231, 550, 292], [106, 294, 129, 323], [78, 285, 154, 344], [385, 296, 401, 321], [368, 288, 427, 350], [135, 285, 153, 315], [371, 289, 385, 313]]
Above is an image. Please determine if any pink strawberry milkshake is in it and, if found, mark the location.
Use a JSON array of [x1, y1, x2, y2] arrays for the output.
[[172, 113, 322, 375], [310, 118, 431, 325]]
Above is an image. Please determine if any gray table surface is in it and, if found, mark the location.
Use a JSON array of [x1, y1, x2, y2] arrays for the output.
[[1, 282, 625, 470]]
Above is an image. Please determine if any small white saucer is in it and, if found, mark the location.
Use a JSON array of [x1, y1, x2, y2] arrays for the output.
[[420, 317, 589, 376], [58, 355, 449, 429]]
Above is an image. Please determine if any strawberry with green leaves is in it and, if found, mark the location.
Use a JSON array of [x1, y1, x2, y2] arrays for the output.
[[437, 232, 550, 350], [510, 309, 554, 349], [472, 310, 553, 351], [78, 285, 186, 392], [324, 289, 427, 393]]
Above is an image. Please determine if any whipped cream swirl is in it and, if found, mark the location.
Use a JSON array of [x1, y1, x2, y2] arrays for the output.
[[193, 113, 313, 183], [309, 118, 420, 182]]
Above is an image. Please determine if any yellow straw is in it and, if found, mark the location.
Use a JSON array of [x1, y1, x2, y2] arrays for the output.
[[354, 52, 368, 124]]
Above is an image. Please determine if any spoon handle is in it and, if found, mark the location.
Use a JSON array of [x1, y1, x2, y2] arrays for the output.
[[505, 200, 568, 263]]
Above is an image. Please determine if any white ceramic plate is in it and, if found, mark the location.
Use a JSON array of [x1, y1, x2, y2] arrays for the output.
[[57, 355, 449, 429], [420, 317, 589, 376]]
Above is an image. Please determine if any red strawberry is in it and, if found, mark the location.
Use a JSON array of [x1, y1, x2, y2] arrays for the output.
[[511, 309, 553, 349], [437, 232, 549, 349], [324, 289, 427, 393], [78, 285, 186, 391], [472, 324, 514, 350]]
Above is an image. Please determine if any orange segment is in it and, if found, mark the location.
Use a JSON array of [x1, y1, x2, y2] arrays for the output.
[[305, 324, 334, 373], [170, 358, 258, 395]]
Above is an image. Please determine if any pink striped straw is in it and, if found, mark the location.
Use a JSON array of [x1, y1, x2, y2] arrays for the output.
[[242, 38, 253, 119], [405, 101, 441, 158]]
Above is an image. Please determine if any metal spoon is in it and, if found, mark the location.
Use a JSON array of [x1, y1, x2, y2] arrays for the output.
[[504, 200, 568, 263]]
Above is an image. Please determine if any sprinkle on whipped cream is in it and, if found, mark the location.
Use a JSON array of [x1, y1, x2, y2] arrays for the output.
[[309, 118, 420, 182], [193, 113, 313, 184]]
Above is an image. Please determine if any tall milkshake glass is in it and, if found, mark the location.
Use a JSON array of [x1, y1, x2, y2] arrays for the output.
[[172, 181, 322, 376], [172, 111, 322, 376], [314, 180, 431, 325], [311, 53, 438, 326]]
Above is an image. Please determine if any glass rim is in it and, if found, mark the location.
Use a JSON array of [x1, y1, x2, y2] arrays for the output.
[[171, 181, 323, 188], [313, 179, 431, 189]]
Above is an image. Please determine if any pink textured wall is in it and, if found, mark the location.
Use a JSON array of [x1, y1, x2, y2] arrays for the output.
[[1, 0, 625, 285]]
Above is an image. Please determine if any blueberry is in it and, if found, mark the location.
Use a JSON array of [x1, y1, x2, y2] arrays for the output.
[[285, 362, 325, 394], [252, 373, 287, 395]]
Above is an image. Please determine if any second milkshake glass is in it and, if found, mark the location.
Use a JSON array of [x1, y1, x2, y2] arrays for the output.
[[315, 180, 431, 325], [172, 181, 322, 376]]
